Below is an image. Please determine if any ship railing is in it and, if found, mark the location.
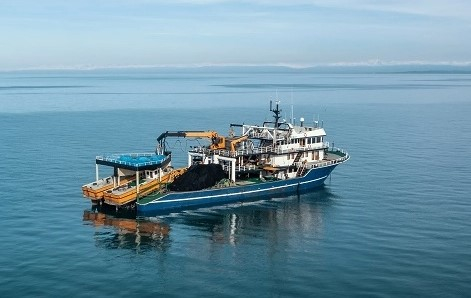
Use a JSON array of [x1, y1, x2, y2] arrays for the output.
[[269, 142, 329, 154], [327, 146, 349, 158], [191, 142, 331, 157], [293, 147, 349, 169], [248, 131, 273, 139], [191, 146, 275, 157], [96, 152, 169, 167], [221, 164, 259, 172]]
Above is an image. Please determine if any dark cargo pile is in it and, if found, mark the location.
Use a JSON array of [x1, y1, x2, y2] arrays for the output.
[[169, 164, 226, 191]]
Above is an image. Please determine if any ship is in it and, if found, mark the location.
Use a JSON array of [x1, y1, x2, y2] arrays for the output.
[[82, 101, 349, 215]]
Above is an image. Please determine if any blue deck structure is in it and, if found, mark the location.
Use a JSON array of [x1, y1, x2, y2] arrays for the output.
[[96, 153, 171, 171]]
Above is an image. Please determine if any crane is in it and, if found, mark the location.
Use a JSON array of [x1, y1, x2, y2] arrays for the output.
[[157, 131, 224, 151], [157, 130, 248, 153]]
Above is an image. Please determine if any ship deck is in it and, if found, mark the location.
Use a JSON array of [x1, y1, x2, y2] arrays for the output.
[[129, 148, 349, 206], [136, 177, 268, 205]]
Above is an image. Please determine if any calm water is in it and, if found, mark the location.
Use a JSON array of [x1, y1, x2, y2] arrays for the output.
[[1, 68, 471, 297]]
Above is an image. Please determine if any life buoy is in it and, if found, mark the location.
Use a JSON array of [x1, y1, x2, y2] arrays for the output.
[[304, 133, 307, 137]]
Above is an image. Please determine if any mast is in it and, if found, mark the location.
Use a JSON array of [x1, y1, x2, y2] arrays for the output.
[[270, 100, 282, 148], [270, 100, 282, 128]]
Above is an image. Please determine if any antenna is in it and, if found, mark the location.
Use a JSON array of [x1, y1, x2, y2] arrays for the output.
[[291, 94, 294, 125], [313, 114, 319, 128]]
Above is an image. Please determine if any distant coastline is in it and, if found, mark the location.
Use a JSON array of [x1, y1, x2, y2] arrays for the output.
[[2, 63, 471, 75]]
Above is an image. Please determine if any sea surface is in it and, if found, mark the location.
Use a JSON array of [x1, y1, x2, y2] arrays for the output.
[[0, 68, 470, 297]]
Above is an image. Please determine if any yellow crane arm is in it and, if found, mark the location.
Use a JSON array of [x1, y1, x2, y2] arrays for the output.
[[228, 135, 249, 152], [183, 131, 218, 139], [157, 131, 226, 150]]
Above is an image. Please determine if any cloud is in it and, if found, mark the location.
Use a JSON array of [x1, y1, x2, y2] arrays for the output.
[[331, 0, 471, 18], [161, 0, 471, 18]]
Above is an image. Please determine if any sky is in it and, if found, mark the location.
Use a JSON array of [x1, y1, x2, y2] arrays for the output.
[[1, 0, 470, 70]]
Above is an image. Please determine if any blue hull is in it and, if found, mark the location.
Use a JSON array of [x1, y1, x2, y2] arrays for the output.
[[137, 164, 337, 216]]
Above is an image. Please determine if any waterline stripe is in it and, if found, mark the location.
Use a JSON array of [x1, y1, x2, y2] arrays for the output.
[[140, 174, 329, 205]]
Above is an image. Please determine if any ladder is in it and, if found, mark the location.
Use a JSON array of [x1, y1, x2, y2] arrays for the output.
[[296, 163, 306, 177], [292, 151, 303, 165]]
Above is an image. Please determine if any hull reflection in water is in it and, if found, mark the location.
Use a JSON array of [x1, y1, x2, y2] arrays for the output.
[[174, 188, 334, 245], [83, 187, 335, 250], [83, 210, 170, 251]]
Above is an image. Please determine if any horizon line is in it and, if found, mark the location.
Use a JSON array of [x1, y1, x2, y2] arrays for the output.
[[2, 60, 471, 72]]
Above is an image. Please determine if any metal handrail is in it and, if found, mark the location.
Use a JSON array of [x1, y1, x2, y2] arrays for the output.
[[190, 142, 330, 158], [293, 147, 350, 169], [221, 164, 259, 172]]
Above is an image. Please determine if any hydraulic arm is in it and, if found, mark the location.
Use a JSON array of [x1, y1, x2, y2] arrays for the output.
[[157, 131, 226, 151]]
